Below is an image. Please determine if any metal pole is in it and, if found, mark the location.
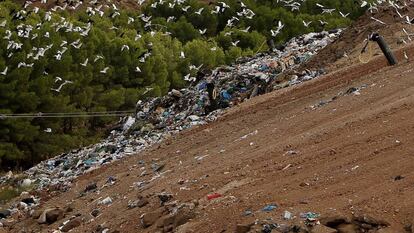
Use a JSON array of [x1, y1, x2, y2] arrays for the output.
[[370, 33, 398, 65], [206, 82, 218, 112]]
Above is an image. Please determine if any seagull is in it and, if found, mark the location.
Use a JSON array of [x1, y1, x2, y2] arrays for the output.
[[319, 20, 328, 26], [184, 73, 196, 82], [303, 20, 312, 27], [199, 28, 207, 35], [370, 16, 386, 25], [231, 40, 240, 46], [167, 16, 175, 23], [240, 26, 250, 33], [182, 5, 191, 12], [121, 44, 130, 51], [322, 8, 335, 14], [44, 128, 52, 133], [100, 67, 109, 73], [135, 66, 141, 72], [339, 11, 350, 18], [316, 3, 324, 8], [405, 16, 413, 25], [55, 76, 62, 82], [224, 31, 233, 36], [0, 67, 7, 75], [195, 8, 204, 15], [80, 58, 89, 67], [189, 64, 203, 70], [94, 55, 104, 62], [361, 1, 368, 8], [180, 51, 185, 59], [51, 80, 73, 92]]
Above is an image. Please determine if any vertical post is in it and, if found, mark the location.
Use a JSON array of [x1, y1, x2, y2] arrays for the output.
[[370, 33, 398, 65], [206, 82, 218, 112]]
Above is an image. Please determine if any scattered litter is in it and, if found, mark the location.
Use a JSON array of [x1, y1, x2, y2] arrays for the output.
[[207, 193, 222, 200], [283, 210, 293, 220], [98, 197, 112, 206], [262, 204, 278, 212]]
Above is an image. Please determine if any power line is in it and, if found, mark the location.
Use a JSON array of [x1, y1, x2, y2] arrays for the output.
[[0, 110, 135, 119]]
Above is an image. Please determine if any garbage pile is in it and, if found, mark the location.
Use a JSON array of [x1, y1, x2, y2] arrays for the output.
[[0, 29, 342, 192]]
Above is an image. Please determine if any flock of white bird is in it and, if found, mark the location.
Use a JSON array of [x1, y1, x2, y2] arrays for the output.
[[0, 0, 413, 95]]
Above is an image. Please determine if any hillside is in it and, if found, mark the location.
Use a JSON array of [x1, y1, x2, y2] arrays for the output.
[[1, 2, 414, 233], [6, 39, 414, 233]]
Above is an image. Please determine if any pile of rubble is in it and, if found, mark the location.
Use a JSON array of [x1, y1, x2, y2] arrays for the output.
[[0, 29, 342, 193]]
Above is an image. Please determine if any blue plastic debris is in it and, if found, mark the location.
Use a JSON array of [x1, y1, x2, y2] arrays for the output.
[[262, 204, 278, 212]]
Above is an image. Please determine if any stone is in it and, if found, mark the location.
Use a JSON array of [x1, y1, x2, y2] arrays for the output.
[[18, 202, 28, 210], [376, 228, 401, 233], [334, 224, 357, 233], [235, 223, 253, 233], [21, 178, 32, 188], [61, 217, 82, 232], [38, 208, 64, 224], [0, 210, 11, 219], [137, 198, 149, 208], [311, 224, 337, 233], [84, 182, 98, 192], [90, 209, 100, 217], [31, 209, 43, 219], [141, 209, 165, 228], [64, 203, 74, 213], [128, 197, 149, 209], [173, 207, 195, 228], [353, 214, 389, 227], [157, 192, 173, 205], [320, 215, 350, 228]]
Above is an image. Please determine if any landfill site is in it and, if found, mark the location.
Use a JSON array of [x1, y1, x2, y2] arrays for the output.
[[2, 4, 414, 233]]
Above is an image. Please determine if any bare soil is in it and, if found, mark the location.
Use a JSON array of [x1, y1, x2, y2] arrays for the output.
[[7, 6, 414, 233]]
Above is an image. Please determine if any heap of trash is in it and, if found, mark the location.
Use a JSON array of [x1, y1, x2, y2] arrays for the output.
[[0, 29, 342, 191]]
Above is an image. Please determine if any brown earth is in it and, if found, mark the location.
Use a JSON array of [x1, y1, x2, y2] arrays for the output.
[[302, 3, 414, 73], [9, 39, 414, 233], [7, 6, 414, 233]]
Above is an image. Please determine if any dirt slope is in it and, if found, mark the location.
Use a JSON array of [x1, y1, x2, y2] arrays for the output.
[[8, 4, 414, 232], [302, 3, 414, 73], [7, 37, 414, 233]]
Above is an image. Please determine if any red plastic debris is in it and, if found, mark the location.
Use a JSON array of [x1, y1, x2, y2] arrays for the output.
[[207, 193, 222, 200]]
